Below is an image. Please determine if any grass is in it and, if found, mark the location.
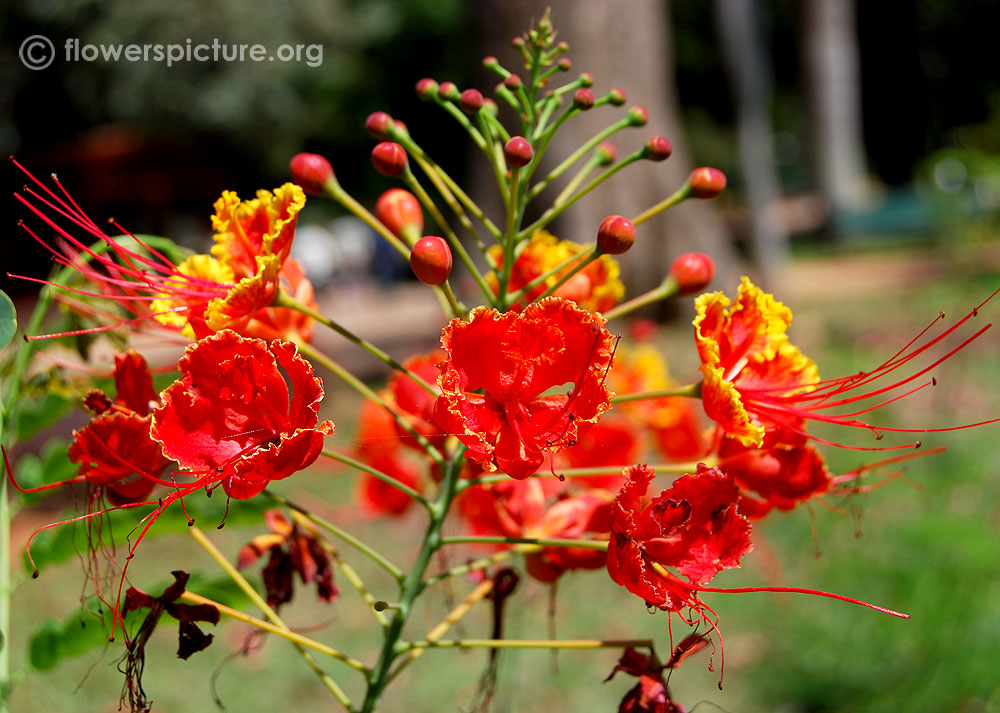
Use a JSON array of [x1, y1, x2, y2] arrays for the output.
[[6, 243, 1000, 713]]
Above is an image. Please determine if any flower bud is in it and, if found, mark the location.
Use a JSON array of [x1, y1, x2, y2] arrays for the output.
[[627, 105, 649, 127], [415, 78, 438, 101], [376, 188, 423, 241], [482, 98, 499, 117], [504, 136, 533, 168], [459, 88, 484, 114], [573, 88, 595, 110], [595, 141, 618, 166], [512, 37, 525, 49], [643, 136, 672, 161], [504, 74, 523, 91], [438, 81, 460, 101], [579, 72, 594, 87], [669, 252, 715, 294], [688, 167, 727, 199], [371, 142, 408, 177], [482, 55, 499, 69], [365, 112, 393, 139], [608, 88, 626, 106], [410, 236, 453, 285], [289, 153, 335, 195], [596, 215, 635, 255], [557, 57, 572, 71]]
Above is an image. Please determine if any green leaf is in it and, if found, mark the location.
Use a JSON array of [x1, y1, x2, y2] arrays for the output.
[[0, 290, 16, 349], [29, 622, 62, 671]]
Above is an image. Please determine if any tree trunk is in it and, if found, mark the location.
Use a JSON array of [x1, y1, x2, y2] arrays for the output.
[[714, 0, 789, 288]]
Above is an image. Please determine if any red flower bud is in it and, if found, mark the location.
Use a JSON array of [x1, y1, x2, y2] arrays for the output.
[[289, 153, 335, 195], [482, 55, 499, 69], [579, 72, 594, 87], [596, 215, 635, 255], [371, 142, 408, 177], [669, 252, 715, 294], [595, 141, 618, 166], [410, 236, 453, 285], [504, 136, 533, 168], [438, 81, 460, 101], [459, 88, 484, 114], [643, 136, 672, 161], [573, 88, 595, 110], [415, 78, 438, 101], [627, 105, 649, 127], [376, 188, 423, 239], [608, 88, 626, 106], [365, 111, 393, 139], [688, 167, 727, 199], [512, 37, 525, 49], [557, 57, 572, 71], [504, 74, 523, 91]]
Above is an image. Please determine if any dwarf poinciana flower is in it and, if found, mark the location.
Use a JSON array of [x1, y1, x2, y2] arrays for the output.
[[434, 297, 616, 479], [7, 349, 168, 506], [487, 231, 625, 313], [607, 463, 752, 615], [694, 277, 999, 450], [11, 161, 311, 340], [238, 510, 338, 609], [354, 398, 424, 516], [151, 330, 334, 500]]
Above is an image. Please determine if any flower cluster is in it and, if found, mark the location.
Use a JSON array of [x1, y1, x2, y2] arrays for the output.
[[4, 12, 996, 713]]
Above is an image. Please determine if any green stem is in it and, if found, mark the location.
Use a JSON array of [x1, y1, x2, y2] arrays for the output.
[[601, 278, 680, 321], [274, 291, 438, 396], [631, 184, 692, 226], [264, 491, 406, 582], [295, 341, 444, 466], [188, 527, 360, 709], [505, 245, 595, 305], [534, 248, 599, 303], [438, 535, 609, 551], [612, 382, 703, 404], [404, 637, 653, 651], [0, 479, 9, 707], [498, 169, 524, 309], [528, 117, 630, 200], [359, 447, 466, 713], [420, 548, 523, 589], [323, 181, 410, 260], [321, 449, 429, 511]]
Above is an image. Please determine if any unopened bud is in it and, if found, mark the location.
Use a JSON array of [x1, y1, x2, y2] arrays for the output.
[[459, 88, 484, 114], [376, 188, 423, 241], [608, 88, 626, 106], [596, 215, 635, 255], [557, 57, 572, 71], [512, 37, 525, 49], [627, 105, 649, 127], [482, 56, 499, 69], [504, 74, 523, 91], [669, 252, 715, 294], [643, 136, 672, 161], [289, 153, 335, 195], [483, 98, 499, 117], [371, 142, 408, 177], [438, 81, 460, 101], [595, 141, 618, 166], [410, 236, 453, 285], [415, 78, 438, 101], [579, 72, 594, 87], [504, 136, 534, 168], [365, 112, 393, 139], [688, 167, 727, 199], [573, 88, 595, 110]]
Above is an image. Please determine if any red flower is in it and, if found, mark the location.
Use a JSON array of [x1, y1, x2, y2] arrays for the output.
[[151, 330, 334, 499], [607, 463, 752, 613], [604, 639, 707, 713], [434, 298, 616, 479]]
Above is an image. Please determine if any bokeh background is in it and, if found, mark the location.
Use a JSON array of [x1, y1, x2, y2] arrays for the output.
[[3, 1, 1000, 712]]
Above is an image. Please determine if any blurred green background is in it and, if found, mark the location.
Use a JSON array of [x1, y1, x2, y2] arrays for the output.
[[3, 1, 1000, 712]]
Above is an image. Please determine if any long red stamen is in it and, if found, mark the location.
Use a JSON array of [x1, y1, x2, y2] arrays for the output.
[[697, 585, 910, 619]]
